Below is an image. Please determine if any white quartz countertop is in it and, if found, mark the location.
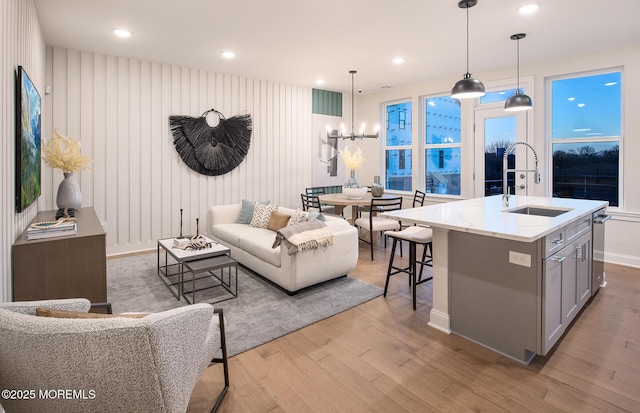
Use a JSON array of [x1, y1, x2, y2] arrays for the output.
[[381, 195, 608, 242]]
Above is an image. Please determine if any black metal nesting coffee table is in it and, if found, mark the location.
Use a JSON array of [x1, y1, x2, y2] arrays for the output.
[[157, 236, 238, 304]]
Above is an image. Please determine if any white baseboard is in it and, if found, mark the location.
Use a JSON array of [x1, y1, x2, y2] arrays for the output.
[[428, 309, 451, 334], [605, 253, 640, 269]]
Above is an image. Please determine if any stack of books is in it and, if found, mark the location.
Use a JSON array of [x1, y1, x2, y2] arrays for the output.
[[27, 220, 77, 240]]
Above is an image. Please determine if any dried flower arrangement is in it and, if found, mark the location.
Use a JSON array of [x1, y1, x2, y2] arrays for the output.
[[42, 130, 92, 173], [341, 146, 365, 170]]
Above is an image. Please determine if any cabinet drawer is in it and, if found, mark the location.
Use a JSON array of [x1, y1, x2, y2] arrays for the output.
[[544, 228, 565, 257], [566, 215, 592, 242]]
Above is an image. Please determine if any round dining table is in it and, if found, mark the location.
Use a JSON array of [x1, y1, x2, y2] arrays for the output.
[[318, 193, 397, 223]]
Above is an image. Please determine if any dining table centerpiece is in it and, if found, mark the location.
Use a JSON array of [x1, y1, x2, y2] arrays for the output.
[[341, 146, 368, 199], [42, 130, 93, 210]]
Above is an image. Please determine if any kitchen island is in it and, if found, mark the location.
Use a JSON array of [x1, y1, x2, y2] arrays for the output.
[[382, 195, 608, 364]]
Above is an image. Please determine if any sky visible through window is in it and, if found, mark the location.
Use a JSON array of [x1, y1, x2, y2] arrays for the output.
[[552, 72, 621, 140]]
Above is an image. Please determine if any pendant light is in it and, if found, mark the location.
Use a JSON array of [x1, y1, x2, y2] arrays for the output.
[[504, 33, 533, 111], [451, 0, 485, 99]]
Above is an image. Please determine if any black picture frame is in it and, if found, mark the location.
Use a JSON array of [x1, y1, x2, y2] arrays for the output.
[[15, 65, 41, 212]]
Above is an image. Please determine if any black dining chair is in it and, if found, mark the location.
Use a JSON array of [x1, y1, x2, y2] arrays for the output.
[[300, 194, 322, 212], [304, 187, 337, 215], [398, 189, 427, 256], [384, 189, 432, 310], [354, 197, 403, 260]]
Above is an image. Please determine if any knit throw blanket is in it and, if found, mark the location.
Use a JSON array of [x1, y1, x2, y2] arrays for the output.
[[272, 220, 334, 255]]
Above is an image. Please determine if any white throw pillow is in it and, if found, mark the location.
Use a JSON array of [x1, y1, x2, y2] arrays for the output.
[[286, 209, 308, 227], [250, 204, 278, 229]]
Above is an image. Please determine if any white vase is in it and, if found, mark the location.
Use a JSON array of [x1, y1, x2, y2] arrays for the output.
[[56, 172, 82, 210]]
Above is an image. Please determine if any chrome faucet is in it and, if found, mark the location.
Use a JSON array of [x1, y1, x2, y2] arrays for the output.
[[502, 141, 540, 207]]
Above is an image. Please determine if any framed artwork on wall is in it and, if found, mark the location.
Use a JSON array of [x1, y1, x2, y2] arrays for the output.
[[15, 65, 41, 212]]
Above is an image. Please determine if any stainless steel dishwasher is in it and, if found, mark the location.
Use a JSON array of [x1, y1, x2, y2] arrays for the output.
[[592, 207, 611, 295]]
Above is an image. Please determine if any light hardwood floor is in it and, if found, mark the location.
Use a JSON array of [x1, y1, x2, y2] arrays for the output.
[[187, 241, 640, 412]]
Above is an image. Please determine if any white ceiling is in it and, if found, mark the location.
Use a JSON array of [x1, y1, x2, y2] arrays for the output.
[[34, 0, 640, 94]]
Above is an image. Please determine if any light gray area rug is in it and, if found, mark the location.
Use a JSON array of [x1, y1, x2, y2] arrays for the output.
[[107, 253, 382, 356]]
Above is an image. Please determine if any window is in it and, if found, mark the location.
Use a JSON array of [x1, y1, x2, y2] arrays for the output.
[[480, 88, 521, 104], [384, 101, 412, 191], [550, 71, 621, 207], [424, 96, 461, 195]]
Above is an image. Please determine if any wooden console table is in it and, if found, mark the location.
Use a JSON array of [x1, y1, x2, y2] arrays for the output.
[[12, 207, 107, 302]]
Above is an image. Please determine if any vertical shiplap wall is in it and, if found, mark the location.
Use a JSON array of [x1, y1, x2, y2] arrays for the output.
[[0, 0, 46, 301], [45, 47, 313, 255]]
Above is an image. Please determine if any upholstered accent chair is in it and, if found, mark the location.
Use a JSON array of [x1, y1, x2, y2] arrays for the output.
[[0, 298, 228, 413]]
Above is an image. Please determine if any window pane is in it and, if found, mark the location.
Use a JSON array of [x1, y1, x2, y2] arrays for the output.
[[425, 148, 461, 195], [385, 149, 412, 191], [386, 102, 412, 146], [480, 88, 520, 104], [484, 116, 516, 196], [425, 97, 460, 144], [551, 72, 621, 139], [552, 142, 619, 207]]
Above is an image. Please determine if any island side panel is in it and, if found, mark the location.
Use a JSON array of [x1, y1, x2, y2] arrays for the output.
[[428, 227, 451, 333], [449, 231, 541, 364]]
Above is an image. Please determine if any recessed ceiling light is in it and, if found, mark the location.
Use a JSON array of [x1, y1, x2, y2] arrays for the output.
[[605, 82, 618, 86], [316, 79, 325, 85], [113, 28, 131, 38], [393, 57, 405, 64], [221, 51, 235, 59], [577, 103, 585, 107], [567, 97, 576, 101], [518, 3, 539, 14]]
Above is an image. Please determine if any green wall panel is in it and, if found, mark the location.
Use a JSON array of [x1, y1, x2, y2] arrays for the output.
[[312, 89, 342, 117]]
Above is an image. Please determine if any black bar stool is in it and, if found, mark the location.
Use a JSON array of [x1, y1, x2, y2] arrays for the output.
[[383, 226, 433, 310]]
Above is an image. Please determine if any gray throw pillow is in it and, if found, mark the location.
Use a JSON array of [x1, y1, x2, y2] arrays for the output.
[[307, 210, 326, 221]]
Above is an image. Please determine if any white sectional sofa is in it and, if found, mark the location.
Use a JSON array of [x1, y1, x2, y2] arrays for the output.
[[207, 203, 359, 294]]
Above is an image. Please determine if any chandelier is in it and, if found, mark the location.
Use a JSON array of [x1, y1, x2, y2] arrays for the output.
[[327, 70, 379, 141]]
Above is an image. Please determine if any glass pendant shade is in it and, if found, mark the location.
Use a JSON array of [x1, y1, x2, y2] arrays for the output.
[[451, 73, 486, 99], [504, 90, 533, 111]]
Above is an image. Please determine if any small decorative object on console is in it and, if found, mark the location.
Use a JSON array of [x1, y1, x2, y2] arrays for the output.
[[55, 207, 75, 220]]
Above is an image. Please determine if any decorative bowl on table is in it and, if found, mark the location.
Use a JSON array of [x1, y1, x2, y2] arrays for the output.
[[342, 186, 368, 200]]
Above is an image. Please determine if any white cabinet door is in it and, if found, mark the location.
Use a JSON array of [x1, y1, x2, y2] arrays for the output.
[[576, 232, 592, 307], [543, 253, 564, 354]]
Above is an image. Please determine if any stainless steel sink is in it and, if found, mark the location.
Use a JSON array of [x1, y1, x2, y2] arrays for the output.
[[507, 206, 572, 217]]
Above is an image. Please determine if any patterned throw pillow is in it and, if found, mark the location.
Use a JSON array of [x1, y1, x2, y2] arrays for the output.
[[250, 204, 278, 229], [286, 209, 308, 227]]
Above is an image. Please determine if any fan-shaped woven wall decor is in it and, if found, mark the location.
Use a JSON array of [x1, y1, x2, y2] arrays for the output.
[[169, 108, 252, 176]]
